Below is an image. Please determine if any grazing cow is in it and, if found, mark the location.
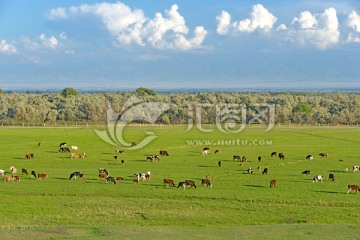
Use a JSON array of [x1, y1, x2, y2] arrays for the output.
[[163, 178, 176, 187], [38, 142, 41, 147], [106, 176, 116, 184], [37, 173, 47, 180], [185, 180, 196, 189], [116, 177, 124, 182], [59, 142, 66, 148], [99, 173, 108, 179], [131, 142, 137, 147], [306, 155, 313, 160], [329, 173, 335, 181], [270, 179, 277, 188], [247, 168, 253, 174], [69, 172, 81, 180], [241, 156, 248, 162], [79, 173, 84, 179], [257, 165, 262, 172], [147, 155, 160, 162], [233, 155, 241, 161], [278, 153, 285, 160], [81, 153, 87, 158], [201, 179, 212, 187], [22, 168, 28, 175], [10, 166, 17, 174], [114, 155, 118, 160], [31, 171, 37, 178], [133, 179, 139, 184], [312, 175, 323, 183], [0, 169, 6, 176], [71, 146, 79, 151], [177, 181, 186, 189], [159, 150, 169, 156], [218, 161, 221, 167], [262, 168, 268, 175], [348, 185, 360, 194], [202, 147, 210, 156], [302, 170, 311, 176], [345, 167, 349, 172], [12, 175, 21, 182], [3, 175, 13, 182], [258, 156, 262, 162], [121, 160, 125, 165], [353, 166, 360, 173], [206, 175, 211, 181], [58, 147, 70, 153], [319, 152, 328, 157], [145, 171, 151, 180], [214, 150, 221, 154], [99, 168, 109, 175], [25, 153, 34, 159], [134, 173, 146, 181], [271, 152, 277, 157], [70, 153, 79, 158], [115, 149, 124, 154]]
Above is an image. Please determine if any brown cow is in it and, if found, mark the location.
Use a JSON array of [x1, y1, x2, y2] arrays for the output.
[[116, 177, 124, 182], [133, 179, 139, 184], [99, 173, 108, 179], [270, 179, 277, 188], [12, 175, 21, 182], [348, 185, 360, 194], [25, 153, 34, 159], [70, 153, 79, 158], [241, 156, 248, 162], [278, 153, 285, 160], [22, 168, 28, 175], [159, 150, 169, 156], [3, 175, 13, 182], [163, 178, 176, 187], [185, 180, 196, 189], [37, 173, 47, 180], [201, 179, 212, 187], [214, 150, 220, 154]]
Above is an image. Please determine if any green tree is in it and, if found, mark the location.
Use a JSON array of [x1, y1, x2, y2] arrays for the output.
[[61, 88, 79, 98], [293, 103, 313, 115], [0, 89, 4, 95], [135, 87, 157, 96]]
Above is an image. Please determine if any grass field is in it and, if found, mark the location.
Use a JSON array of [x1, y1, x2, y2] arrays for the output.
[[1, 125, 360, 239]]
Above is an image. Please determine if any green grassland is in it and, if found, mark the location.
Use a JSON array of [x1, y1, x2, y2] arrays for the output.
[[1, 125, 360, 239]]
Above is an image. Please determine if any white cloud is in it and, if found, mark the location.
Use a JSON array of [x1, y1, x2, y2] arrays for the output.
[[346, 11, 360, 43], [39, 34, 59, 49], [48, 3, 206, 51], [216, 11, 231, 35], [47, 7, 68, 20], [289, 7, 339, 50], [0, 40, 17, 54], [277, 24, 287, 31]]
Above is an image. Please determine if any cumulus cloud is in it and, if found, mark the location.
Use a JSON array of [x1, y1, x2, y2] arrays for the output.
[[346, 11, 360, 43], [216, 4, 277, 36], [48, 2, 207, 51], [39, 34, 59, 49], [0, 40, 17, 54], [289, 7, 339, 50]]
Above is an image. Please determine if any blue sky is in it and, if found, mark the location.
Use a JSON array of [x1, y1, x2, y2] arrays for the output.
[[0, 0, 360, 90]]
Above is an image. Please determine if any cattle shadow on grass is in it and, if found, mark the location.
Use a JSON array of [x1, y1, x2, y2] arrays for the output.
[[314, 190, 341, 194], [13, 157, 25, 160], [244, 184, 266, 188]]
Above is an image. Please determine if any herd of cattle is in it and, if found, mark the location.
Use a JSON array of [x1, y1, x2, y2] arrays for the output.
[[1, 142, 360, 194]]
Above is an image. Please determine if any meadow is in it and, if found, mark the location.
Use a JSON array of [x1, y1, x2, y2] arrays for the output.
[[1, 125, 360, 239]]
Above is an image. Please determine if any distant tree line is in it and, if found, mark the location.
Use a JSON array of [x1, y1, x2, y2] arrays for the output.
[[0, 87, 360, 126]]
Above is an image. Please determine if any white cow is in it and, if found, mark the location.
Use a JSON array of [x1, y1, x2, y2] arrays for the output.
[[353, 166, 360, 173], [312, 175, 323, 183], [0, 169, 5, 176], [10, 166, 17, 174], [201, 147, 210, 156], [71, 146, 79, 151]]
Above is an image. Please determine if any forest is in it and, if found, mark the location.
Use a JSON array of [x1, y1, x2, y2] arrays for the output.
[[0, 87, 360, 126]]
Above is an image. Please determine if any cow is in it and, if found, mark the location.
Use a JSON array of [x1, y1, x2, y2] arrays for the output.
[[329, 173, 335, 181], [145, 171, 151, 180], [262, 168, 268, 175], [121, 160, 125, 165], [247, 168, 253, 174], [218, 161, 221, 167], [302, 170, 311, 176], [270, 179, 277, 188], [177, 181, 186, 189], [159, 150, 169, 156], [202, 147, 210, 156], [71, 146, 79, 151], [99, 168, 109, 175], [241, 156, 248, 162], [185, 180, 196, 189], [0, 169, 5, 176], [22, 168, 28, 175], [25, 153, 34, 159], [70, 153, 79, 158], [99, 173, 108, 179], [306, 155, 314, 160], [312, 175, 323, 183], [233, 155, 241, 161], [133, 179, 139, 184], [131, 142, 137, 147], [114, 155, 118, 160], [257, 165, 262, 172], [106, 176, 116, 184], [147, 155, 160, 162], [278, 153, 285, 160], [319, 153, 328, 157], [81, 153, 87, 158], [258, 156, 262, 162], [3, 175, 13, 182], [134, 173, 146, 181], [12, 175, 21, 182], [348, 185, 360, 194], [214, 150, 221, 154], [10, 166, 17, 174], [59, 142, 66, 148], [69, 172, 81, 180], [59, 147, 70, 153], [38, 142, 41, 147], [116, 177, 124, 182], [163, 178, 176, 187], [271, 152, 277, 157], [115, 149, 124, 154], [353, 166, 360, 173], [37, 173, 47, 180], [201, 179, 212, 187], [31, 171, 37, 178]]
